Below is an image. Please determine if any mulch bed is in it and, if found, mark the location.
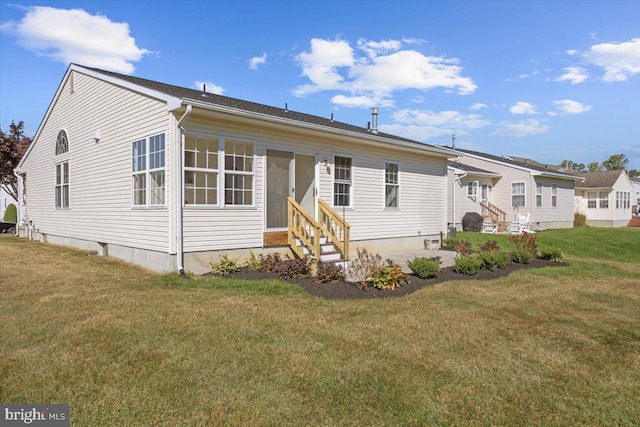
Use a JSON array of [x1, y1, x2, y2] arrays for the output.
[[220, 258, 567, 300]]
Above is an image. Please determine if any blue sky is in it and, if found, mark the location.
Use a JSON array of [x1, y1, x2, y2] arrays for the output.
[[1, 0, 639, 169]]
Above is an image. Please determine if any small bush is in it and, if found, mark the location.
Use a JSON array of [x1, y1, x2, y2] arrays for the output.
[[477, 250, 511, 271], [407, 256, 441, 279], [442, 238, 457, 251], [210, 255, 240, 276], [574, 212, 587, 227], [347, 247, 383, 289], [243, 250, 262, 271], [315, 262, 345, 283], [454, 239, 474, 255], [479, 240, 500, 252], [277, 256, 312, 280], [370, 260, 410, 290], [538, 247, 565, 263], [511, 248, 534, 264], [3, 203, 17, 223], [509, 232, 538, 257], [259, 252, 283, 273], [453, 254, 482, 275]]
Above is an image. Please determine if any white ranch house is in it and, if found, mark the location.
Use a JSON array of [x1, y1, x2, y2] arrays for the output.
[[447, 149, 582, 232], [15, 64, 460, 273], [574, 170, 634, 227]]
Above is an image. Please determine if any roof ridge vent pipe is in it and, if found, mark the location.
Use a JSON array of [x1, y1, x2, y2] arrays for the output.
[[452, 134, 456, 149], [371, 107, 379, 134]]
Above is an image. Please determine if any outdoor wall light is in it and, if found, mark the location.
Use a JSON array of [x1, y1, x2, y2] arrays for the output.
[[93, 130, 101, 143]]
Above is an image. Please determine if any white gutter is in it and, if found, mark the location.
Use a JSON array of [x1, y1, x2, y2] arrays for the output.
[[12, 170, 22, 236], [175, 105, 192, 274]]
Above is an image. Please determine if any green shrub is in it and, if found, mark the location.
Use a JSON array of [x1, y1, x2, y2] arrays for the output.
[[259, 252, 283, 272], [3, 203, 17, 223], [509, 232, 538, 257], [210, 255, 240, 276], [512, 248, 534, 264], [407, 256, 441, 279], [277, 256, 312, 280], [478, 250, 511, 271], [370, 260, 410, 290], [243, 250, 262, 271], [442, 238, 457, 251], [315, 262, 345, 283], [347, 247, 383, 289], [453, 254, 482, 275], [574, 212, 587, 227], [454, 239, 474, 255], [479, 240, 501, 252], [538, 247, 565, 262]]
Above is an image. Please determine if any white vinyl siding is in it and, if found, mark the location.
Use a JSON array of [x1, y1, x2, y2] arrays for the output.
[[512, 182, 525, 207], [384, 162, 399, 208]]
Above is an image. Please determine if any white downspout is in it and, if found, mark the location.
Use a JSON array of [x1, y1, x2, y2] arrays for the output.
[[176, 105, 192, 274], [13, 170, 23, 236], [453, 170, 467, 231]]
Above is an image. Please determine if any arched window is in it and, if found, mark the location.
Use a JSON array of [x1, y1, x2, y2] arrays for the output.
[[55, 130, 69, 155]]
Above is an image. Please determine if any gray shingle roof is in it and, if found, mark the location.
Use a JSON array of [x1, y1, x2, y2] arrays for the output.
[[82, 65, 450, 153], [574, 170, 625, 188], [449, 163, 500, 176]]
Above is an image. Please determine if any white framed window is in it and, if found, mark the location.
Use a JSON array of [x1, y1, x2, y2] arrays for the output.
[[536, 182, 542, 207], [467, 181, 478, 199], [132, 133, 165, 207], [512, 182, 525, 207], [224, 139, 254, 206], [334, 155, 352, 207], [55, 162, 69, 208], [55, 130, 69, 155], [551, 184, 557, 208], [587, 192, 597, 208], [385, 162, 399, 208], [616, 191, 620, 209], [185, 134, 219, 205], [626, 192, 631, 209], [599, 191, 609, 208]]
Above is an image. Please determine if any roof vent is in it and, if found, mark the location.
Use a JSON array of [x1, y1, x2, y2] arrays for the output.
[[201, 84, 209, 98], [284, 103, 288, 112], [371, 107, 379, 134], [451, 134, 456, 149]]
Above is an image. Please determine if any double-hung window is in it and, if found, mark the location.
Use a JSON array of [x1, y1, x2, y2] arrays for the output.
[[184, 135, 219, 205], [587, 192, 597, 208], [334, 156, 352, 207], [467, 181, 478, 199], [512, 182, 525, 207], [551, 184, 557, 208], [536, 183, 542, 207], [224, 139, 254, 206], [55, 130, 69, 209], [132, 133, 166, 207], [385, 162, 399, 208], [599, 191, 609, 208]]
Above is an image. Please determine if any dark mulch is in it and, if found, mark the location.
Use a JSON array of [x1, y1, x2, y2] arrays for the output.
[[219, 258, 567, 300]]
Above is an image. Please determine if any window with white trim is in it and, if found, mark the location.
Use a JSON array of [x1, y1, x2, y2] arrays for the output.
[[185, 134, 219, 205], [512, 182, 525, 207], [224, 139, 254, 206], [385, 162, 399, 208], [467, 181, 478, 198], [626, 192, 631, 208], [551, 184, 557, 208], [587, 192, 597, 208], [599, 191, 609, 208], [334, 156, 352, 207], [55, 130, 69, 208], [132, 133, 165, 207], [536, 182, 542, 207]]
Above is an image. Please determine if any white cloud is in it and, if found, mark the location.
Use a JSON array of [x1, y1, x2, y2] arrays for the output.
[[567, 49, 579, 56], [249, 53, 267, 70], [331, 94, 393, 108], [381, 108, 490, 141], [553, 99, 592, 114], [491, 119, 550, 138], [584, 38, 640, 82], [470, 103, 487, 111], [194, 80, 225, 95], [555, 66, 588, 84], [0, 6, 149, 74], [293, 37, 477, 104], [510, 102, 538, 115]]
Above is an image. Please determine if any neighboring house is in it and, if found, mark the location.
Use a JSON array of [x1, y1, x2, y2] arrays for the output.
[[631, 178, 640, 208], [447, 149, 583, 231], [14, 64, 458, 273], [574, 170, 634, 227], [1, 186, 18, 221]]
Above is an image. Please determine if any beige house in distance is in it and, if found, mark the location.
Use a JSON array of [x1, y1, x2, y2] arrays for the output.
[[14, 64, 459, 273], [447, 149, 583, 231], [574, 170, 634, 227]]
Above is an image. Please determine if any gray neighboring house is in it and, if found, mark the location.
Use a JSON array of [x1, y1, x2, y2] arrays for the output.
[[447, 149, 583, 231], [14, 64, 459, 273], [574, 170, 634, 227]]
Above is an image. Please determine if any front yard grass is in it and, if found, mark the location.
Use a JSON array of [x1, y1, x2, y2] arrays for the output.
[[1, 230, 639, 426]]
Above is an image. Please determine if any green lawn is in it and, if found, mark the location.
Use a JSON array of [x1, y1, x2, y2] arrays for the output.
[[1, 229, 639, 426]]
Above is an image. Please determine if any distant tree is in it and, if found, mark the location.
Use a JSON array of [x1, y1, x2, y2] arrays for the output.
[[0, 121, 31, 201], [601, 154, 629, 171], [587, 162, 603, 172], [560, 160, 586, 172], [628, 169, 640, 179]]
